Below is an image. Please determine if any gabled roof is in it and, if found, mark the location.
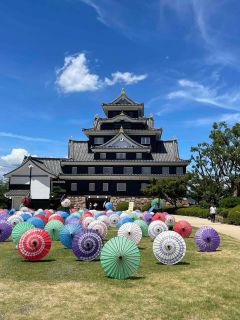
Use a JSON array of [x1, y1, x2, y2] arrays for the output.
[[102, 88, 143, 106]]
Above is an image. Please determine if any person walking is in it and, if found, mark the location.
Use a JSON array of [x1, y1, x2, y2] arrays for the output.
[[210, 204, 217, 223]]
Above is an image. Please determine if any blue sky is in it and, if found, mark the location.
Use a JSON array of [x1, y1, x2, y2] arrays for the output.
[[0, 0, 240, 175]]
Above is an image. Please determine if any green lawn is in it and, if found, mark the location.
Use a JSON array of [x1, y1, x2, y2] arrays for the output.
[[0, 228, 240, 320]]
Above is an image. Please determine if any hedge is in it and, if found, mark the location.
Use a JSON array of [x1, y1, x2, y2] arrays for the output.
[[219, 197, 240, 208], [116, 201, 129, 211], [174, 206, 209, 218], [227, 205, 240, 225]]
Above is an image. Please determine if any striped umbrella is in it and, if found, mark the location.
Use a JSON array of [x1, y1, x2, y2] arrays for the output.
[[0, 212, 10, 221], [72, 230, 102, 261], [174, 220, 192, 238], [18, 229, 52, 261], [100, 236, 141, 279], [12, 221, 35, 244], [97, 215, 110, 226], [59, 223, 82, 248], [109, 214, 120, 228], [82, 217, 95, 229], [48, 214, 64, 224], [148, 221, 168, 240], [152, 212, 166, 222], [88, 220, 108, 239], [165, 215, 176, 228], [195, 227, 220, 252], [0, 221, 12, 241], [134, 220, 149, 237], [7, 215, 24, 226], [153, 231, 186, 265], [28, 217, 45, 229], [118, 222, 142, 244], [34, 214, 48, 225], [44, 220, 64, 241]]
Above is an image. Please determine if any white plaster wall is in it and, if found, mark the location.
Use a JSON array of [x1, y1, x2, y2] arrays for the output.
[[31, 176, 50, 199]]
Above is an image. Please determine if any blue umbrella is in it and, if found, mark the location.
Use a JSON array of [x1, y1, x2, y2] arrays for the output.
[[58, 211, 69, 219], [95, 212, 105, 219], [20, 213, 32, 221], [28, 217, 45, 229], [9, 209, 16, 215], [59, 223, 82, 248], [117, 216, 134, 228]]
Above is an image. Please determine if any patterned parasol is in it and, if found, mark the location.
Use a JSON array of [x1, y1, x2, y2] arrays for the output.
[[28, 217, 45, 229], [174, 220, 192, 238], [100, 236, 141, 279], [109, 214, 120, 228], [34, 214, 48, 225], [44, 220, 64, 241], [88, 220, 108, 239], [143, 213, 152, 225], [195, 227, 220, 252], [7, 215, 24, 226], [97, 215, 110, 226], [165, 215, 176, 228], [148, 220, 168, 240], [118, 222, 142, 244], [12, 221, 35, 244], [48, 214, 64, 224], [82, 216, 95, 228], [59, 223, 82, 248], [18, 229, 52, 261], [134, 219, 149, 237], [65, 217, 82, 226], [0, 221, 12, 242], [20, 213, 32, 221], [152, 212, 166, 222], [153, 231, 186, 265], [72, 230, 102, 261]]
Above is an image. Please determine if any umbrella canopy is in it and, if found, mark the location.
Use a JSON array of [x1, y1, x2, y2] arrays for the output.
[[128, 213, 138, 221], [117, 216, 134, 228], [20, 213, 32, 221], [12, 221, 35, 244], [82, 216, 95, 228], [28, 217, 45, 229], [97, 215, 110, 226], [174, 220, 192, 238], [0, 221, 12, 242], [59, 223, 82, 248], [152, 212, 166, 222], [44, 220, 64, 241], [81, 211, 93, 220], [135, 212, 144, 220], [143, 213, 152, 225], [48, 214, 64, 224], [118, 222, 142, 244], [165, 215, 176, 228], [134, 220, 148, 237], [0, 212, 10, 221], [100, 236, 141, 279], [109, 214, 120, 228], [58, 211, 69, 219], [34, 214, 48, 225], [18, 229, 52, 261], [153, 231, 186, 265], [65, 217, 82, 226], [88, 220, 108, 239], [195, 227, 220, 252], [148, 221, 168, 240], [72, 230, 102, 261], [7, 215, 24, 226]]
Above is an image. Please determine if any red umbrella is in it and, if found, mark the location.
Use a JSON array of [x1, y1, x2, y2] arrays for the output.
[[34, 214, 48, 225], [81, 211, 93, 220], [173, 220, 192, 238], [48, 214, 64, 224], [152, 212, 166, 222], [18, 229, 52, 261], [45, 210, 53, 220]]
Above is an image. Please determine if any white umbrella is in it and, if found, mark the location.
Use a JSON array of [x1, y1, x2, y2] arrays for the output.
[[82, 216, 95, 228], [109, 214, 120, 228], [97, 215, 110, 226], [88, 220, 108, 239], [118, 222, 142, 244], [148, 221, 168, 240]]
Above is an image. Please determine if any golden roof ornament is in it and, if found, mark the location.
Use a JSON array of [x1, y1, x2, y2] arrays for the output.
[[119, 125, 124, 133], [121, 88, 126, 96], [173, 135, 177, 141]]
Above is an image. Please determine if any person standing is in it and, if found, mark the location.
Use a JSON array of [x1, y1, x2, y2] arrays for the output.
[[210, 204, 217, 223]]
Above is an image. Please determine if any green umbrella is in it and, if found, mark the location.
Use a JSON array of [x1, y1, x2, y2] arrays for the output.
[[151, 198, 159, 206], [12, 221, 35, 244], [134, 220, 148, 237], [44, 220, 64, 241], [100, 236, 141, 279], [129, 213, 138, 221]]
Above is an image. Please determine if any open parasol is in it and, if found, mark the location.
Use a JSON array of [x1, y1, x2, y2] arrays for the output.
[[12, 221, 35, 244], [165, 215, 176, 229], [118, 222, 142, 244], [7, 215, 24, 226], [100, 236, 141, 279], [72, 230, 102, 261], [194, 227, 220, 252], [134, 219, 149, 237], [88, 220, 108, 239], [109, 214, 120, 228], [82, 216, 95, 228], [153, 231, 186, 265], [173, 220, 192, 238], [59, 223, 82, 248], [28, 217, 45, 229], [148, 220, 168, 240], [0, 221, 12, 242], [18, 229, 52, 261], [44, 220, 64, 241]]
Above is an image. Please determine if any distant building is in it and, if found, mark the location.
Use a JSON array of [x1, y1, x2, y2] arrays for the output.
[[4, 89, 189, 209]]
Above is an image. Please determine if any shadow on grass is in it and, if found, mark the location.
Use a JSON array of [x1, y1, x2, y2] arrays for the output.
[[106, 275, 146, 280], [197, 249, 222, 253], [156, 261, 190, 266], [138, 247, 146, 250], [74, 258, 100, 262], [22, 259, 56, 263]]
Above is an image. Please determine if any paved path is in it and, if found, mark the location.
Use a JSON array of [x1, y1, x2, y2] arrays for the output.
[[173, 215, 240, 241]]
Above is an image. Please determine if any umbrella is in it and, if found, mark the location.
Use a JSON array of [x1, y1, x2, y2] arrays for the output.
[[28, 217, 45, 229], [20, 213, 32, 221], [135, 212, 144, 220], [34, 214, 48, 225], [165, 215, 176, 228], [0, 212, 9, 221], [118, 222, 142, 244], [72, 230, 102, 261], [48, 214, 64, 224], [105, 202, 113, 210], [152, 212, 166, 222], [143, 213, 152, 225], [195, 227, 220, 252], [148, 221, 168, 240], [0, 221, 12, 242], [7, 215, 24, 226], [12, 221, 35, 244], [134, 220, 148, 237], [59, 223, 82, 248], [153, 231, 186, 265], [58, 211, 69, 219], [82, 216, 95, 228], [18, 229, 52, 261], [128, 213, 138, 221], [109, 214, 120, 228], [81, 211, 93, 220], [95, 212, 105, 219], [100, 236, 141, 279], [117, 216, 133, 228], [44, 220, 64, 241], [97, 215, 110, 226], [88, 220, 108, 239], [65, 217, 82, 226], [174, 220, 192, 238]]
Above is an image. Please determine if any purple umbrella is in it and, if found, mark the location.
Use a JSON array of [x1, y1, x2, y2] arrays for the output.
[[0, 213, 9, 221], [195, 227, 220, 252], [0, 221, 12, 242], [65, 217, 82, 226], [144, 213, 153, 225], [72, 230, 102, 261]]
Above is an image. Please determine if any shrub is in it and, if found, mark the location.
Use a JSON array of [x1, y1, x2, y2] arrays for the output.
[[199, 200, 210, 209], [227, 205, 240, 225], [141, 201, 151, 212], [116, 201, 129, 211], [219, 197, 240, 208], [217, 207, 229, 218], [174, 206, 209, 218]]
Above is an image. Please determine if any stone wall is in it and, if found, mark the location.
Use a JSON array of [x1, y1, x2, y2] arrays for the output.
[[68, 196, 86, 209]]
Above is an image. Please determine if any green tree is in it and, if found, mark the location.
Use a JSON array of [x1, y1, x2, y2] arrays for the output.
[[190, 122, 240, 203], [142, 174, 191, 207], [0, 179, 9, 208], [49, 186, 66, 209]]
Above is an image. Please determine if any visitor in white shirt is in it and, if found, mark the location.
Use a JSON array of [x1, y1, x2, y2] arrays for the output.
[[210, 205, 217, 223]]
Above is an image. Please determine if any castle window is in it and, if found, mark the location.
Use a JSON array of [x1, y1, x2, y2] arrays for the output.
[[103, 167, 113, 174], [71, 183, 77, 191], [141, 183, 148, 190], [89, 183, 95, 191], [88, 167, 95, 174], [123, 167, 133, 174], [162, 167, 169, 175], [100, 153, 106, 159], [103, 183, 109, 192], [141, 137, 150, 144], [117, 183, 126, 192], [176, 167, 183, 175], [94, 137, 104, 145], [72, 167, 77, 174], [142, 167, 151, 174], [136, 153, 142, 159], [116, 153, 126, 159]]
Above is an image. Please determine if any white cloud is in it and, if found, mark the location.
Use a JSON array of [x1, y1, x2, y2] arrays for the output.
[[0, 132, 61, 143], [167, 79, 240, 111], [56, 53, 147, 93], [185, 113, 240, 127]]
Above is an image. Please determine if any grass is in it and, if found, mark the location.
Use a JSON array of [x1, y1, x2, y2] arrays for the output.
[[0, 228, 240, 320]]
